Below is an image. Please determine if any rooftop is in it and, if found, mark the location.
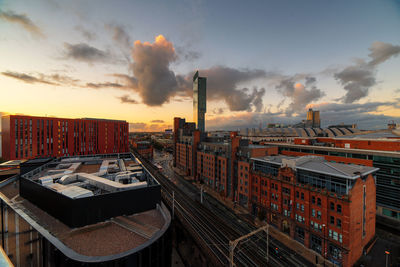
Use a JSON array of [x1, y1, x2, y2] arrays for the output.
[[0, 153, 170, 262], [334, 130, 400, 140], [252, 155, 379, 179]]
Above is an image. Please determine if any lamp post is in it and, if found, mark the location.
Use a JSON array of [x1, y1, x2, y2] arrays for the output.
[[322, 224, 326, 267], [385, 251, 390, 267]]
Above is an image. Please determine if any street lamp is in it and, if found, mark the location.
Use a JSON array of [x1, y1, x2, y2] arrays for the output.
[[385, 251, 390, 267], [322, 224, 326, 267]]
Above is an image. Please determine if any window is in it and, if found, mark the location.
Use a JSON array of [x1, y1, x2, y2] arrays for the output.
[[330, 202, 335, 211], [312, 196, 316, 204], [317, 198, 321, 206], [317, 211, 321, 219], [333, 231, 338, 241], [282, 187, 290, 195], [301, 204, 304, 212], [296, 203, 300, 210], [296, 191, 299, 198], [312, 209, 316, 217], [337, 204, 342, 213], [339, 234, 343, 243], [301, 192, 304, 200], [330, 216, 335, 225], [337, 219, 341, 228]]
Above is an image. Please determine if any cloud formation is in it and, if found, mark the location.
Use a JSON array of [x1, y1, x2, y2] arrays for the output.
[[115, 35, 271, 111], [0, 10, 44, 38], [86, 82, 124, 89], [130, 35, 186, 106], [63, 43, 113, 63], [2, 71, 56, 85], [1, 71, 80, 86], [335, 42, 400, 103], [275, 75, 325, 115], [118, 95, 139, 104]]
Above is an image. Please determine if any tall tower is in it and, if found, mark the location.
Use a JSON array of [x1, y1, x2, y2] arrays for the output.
[[193, 71, 207, 132]]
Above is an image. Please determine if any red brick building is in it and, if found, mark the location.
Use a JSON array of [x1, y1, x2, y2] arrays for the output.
[[131, 140, 153, 159], [250, 155, 378, 267], [1, 115, 129, 160], [294, 136, 400, 151]]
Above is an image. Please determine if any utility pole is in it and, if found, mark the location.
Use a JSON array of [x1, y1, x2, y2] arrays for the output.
[[229, 225, 269, 267], [200, 185, 204, 204], [172, 191, 175, 218]]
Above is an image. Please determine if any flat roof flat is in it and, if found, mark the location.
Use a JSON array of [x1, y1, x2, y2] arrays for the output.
[[0, 152, 170, 263], [252, 155, 379, 179], [267, 142, 400, 158]]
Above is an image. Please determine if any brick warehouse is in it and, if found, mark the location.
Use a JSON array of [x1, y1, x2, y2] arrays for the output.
[[250, 155, 378, 267], [173, 121, 277, 199], [1, 115, 129, 160], [267, 139, 400, 223]]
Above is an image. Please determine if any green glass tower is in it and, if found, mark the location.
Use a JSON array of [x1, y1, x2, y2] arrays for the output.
[[193, 71, 207, 132]]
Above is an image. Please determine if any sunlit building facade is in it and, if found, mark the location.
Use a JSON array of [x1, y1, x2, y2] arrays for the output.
[[1, 115, 129, 160]]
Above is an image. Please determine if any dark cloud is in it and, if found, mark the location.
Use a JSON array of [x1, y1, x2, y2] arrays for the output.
[[63, 43, 113, 63], [368, 42, 400, 66], [275, 76, 325, 115], [74, 25, 96, 41], [335, 42, 400, 103], [198, 66, 270, 112], [0, 10, 44, 38], [1, 71, 81, 86], [2, 71, 56, 85], [151, 120, 165, 123], [118, 95, 139, 104], [129, 35, 185, 106], [86, 82, 124, 89], [112, 35, 270, 111], [334, 63, 375, 103]]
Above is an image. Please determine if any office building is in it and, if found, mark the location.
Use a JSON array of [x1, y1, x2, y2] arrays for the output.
[[0, 153, 171, 266], [306, 108, 320, 128], [250, 155, 378, 267], [1, 115, 129, 160], [193, 71, 207, 132]]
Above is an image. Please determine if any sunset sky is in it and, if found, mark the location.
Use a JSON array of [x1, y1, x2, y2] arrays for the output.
[[1, 0, 400, 131]]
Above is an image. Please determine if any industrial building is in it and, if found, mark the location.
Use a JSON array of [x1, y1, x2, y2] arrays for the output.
[[1, 115, 129, 161], [0, 153, 171, 266], [249, 155, 378, 267]]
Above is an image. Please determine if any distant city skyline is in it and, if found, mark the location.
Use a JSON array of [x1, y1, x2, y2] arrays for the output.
[[1, 0, 400, 131]]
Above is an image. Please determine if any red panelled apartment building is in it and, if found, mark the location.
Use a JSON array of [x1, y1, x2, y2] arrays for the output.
[[1, 115, 129, 160]]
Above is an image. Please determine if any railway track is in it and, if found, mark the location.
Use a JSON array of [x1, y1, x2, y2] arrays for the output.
[[134, 150, 309, 266]]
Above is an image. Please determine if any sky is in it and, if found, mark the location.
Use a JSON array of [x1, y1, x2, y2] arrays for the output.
[[1, 0, 400, 131]]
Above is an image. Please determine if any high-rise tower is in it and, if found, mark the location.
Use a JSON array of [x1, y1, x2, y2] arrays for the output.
[[193, 71, 207, 132]]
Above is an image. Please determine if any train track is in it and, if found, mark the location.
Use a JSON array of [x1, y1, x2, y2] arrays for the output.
[[134, 150, 310, 266]]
